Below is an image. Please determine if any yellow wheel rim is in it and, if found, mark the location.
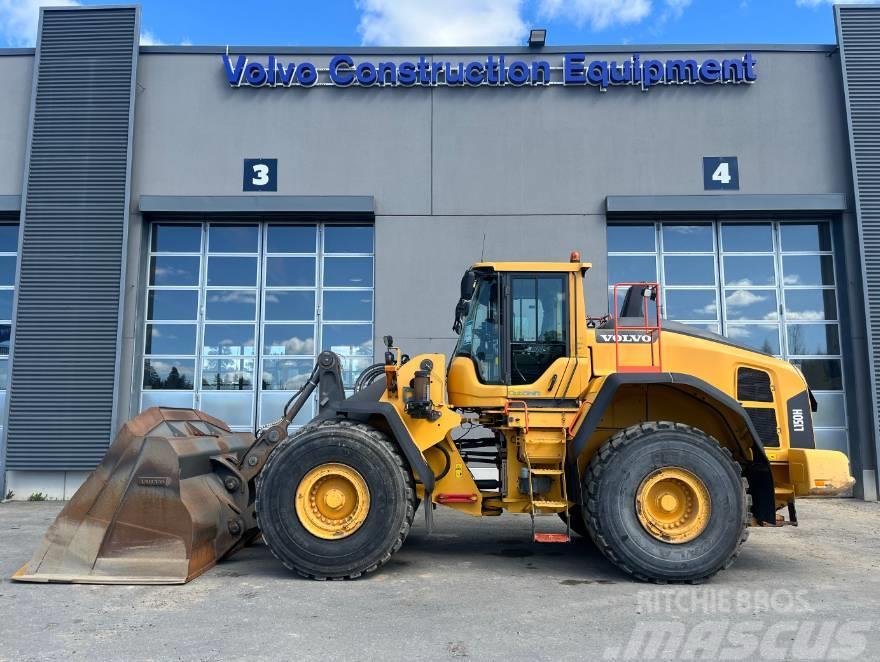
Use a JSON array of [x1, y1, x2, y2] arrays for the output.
[[295, 463, 370, 540], [635, 467, 711, 544]]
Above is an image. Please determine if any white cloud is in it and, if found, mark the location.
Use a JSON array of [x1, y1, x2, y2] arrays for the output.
[[140, 30, 165, 46], [0, 0, 80, 47], [540, 0, 650, 30], [356, 0, 527, 46]]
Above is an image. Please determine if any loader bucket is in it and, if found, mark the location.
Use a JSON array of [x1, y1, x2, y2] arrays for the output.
[[12, 407, 255, 584]]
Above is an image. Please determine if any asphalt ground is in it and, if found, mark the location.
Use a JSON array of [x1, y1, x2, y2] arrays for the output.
[[1, 498, 879, 661]]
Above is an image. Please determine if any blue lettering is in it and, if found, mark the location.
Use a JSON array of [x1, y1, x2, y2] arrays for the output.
[[222, 54, 246, 86], [418, 56, 430, 85], [722, 58, 744, 82], [465, 62, 484, 86], [445, 63, 463, 85], [666, 59, 698, 84], [609, 60, 630, 84], [297, 62, 317, 86], [398, 62, 417, 85], [486, 55, 499, 84], [329, 55, 354, 86], [356, 62, 377, 86], [531, 60, 550, 85], [699, 59, 721, 83], [245, 62, 267, 86], [744, 52, 757, 81], [378, 61, 397, 85], [642, 59, 663, 89], [564, 53, 586, 85], [587, 61, 609, 90], [508, 60, 529, 85]]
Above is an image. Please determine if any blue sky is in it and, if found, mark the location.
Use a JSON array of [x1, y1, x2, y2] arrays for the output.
[[0, 0, 875, 48]]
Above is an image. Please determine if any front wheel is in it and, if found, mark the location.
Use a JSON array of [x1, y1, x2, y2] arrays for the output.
[[256, 419, 416, 579], [584, 421, 749, 583]]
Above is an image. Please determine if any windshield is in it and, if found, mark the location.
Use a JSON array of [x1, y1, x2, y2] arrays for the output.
[[454, 276, 501, 383]]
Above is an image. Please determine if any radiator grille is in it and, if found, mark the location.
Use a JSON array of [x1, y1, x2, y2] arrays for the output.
[[5, 7, 139, 470], [737, 367, 773, 403], [746, 407, 780, 448]]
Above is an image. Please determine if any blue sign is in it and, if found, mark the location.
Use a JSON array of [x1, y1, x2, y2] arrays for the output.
[[223, 53, 757, 92], [243, 158, 277, 192], [703, 156, 740, 191]]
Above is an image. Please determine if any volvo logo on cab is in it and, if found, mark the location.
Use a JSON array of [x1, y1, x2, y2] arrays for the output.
[[595, 332, 655, 344]]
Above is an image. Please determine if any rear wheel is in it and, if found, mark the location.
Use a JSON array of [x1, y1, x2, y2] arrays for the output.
[[256, 419, 416, 579], [584, 421, 749, 583]]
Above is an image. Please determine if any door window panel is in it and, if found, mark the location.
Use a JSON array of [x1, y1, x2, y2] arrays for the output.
[[510, 275, 567, 385], [208, 225, 259, 253], [783, 290, 837, 321], [151, 224, 201, 253], [608, 255, 657, 284], [726, 324, 781, 355], [0, 290, 13, 320], [780, 223, 832, 252], [205, 290, 257, 320], [786, 324, 840, 356], [723, 256, 776, 287], [143, 223, 374, 430], [0, 224, 19, 253], [147, 290, 198, 321], [720, 223, 773, 253], [664, 256, 715, 286], [724, 289, 778, 321], [149, 255, 200, 286], [207, 257, 258, 287], [664, 290, 717, 321], [662, 224, 714, 252], [608, 224, 655, 252], [782, 255, 835, 286], [797, 359, 843, 391]]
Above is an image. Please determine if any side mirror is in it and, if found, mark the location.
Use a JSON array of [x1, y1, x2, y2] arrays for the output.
[[383, 335, 394, 348], [460, 270, 477, 301]]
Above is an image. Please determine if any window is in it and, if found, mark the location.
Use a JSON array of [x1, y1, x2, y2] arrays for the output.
[[510, 275, 567, 385], [608, 220, 849, 454], [0, 223, 18, 432], [454, 276, 501, 384], [142, 222, 374, 431]]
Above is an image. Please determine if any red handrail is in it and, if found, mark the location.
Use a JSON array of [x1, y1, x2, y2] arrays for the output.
[[611, 282, 663, 373]]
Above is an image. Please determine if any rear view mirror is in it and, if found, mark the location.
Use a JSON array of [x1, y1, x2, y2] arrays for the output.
[[460, 270, 477, 301]]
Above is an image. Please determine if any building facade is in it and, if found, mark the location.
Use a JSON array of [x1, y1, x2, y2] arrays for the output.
[[1, 4, 879, 500]]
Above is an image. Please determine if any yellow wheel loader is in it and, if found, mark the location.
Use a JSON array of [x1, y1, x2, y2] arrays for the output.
[[14, 256, 854, 584]]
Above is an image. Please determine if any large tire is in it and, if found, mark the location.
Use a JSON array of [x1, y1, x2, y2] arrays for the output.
[[256, 419, 416, 579], [584, 421, 749, 583]]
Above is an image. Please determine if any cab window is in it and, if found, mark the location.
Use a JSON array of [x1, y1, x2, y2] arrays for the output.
[[454, 276, 502, 384], [510, 275, 567, 385]]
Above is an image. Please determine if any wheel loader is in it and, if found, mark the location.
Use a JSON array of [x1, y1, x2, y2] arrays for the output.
[[13, 256, 854, 584]]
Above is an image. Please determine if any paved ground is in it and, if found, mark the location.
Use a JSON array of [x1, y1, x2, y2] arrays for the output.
[[0, 499, 879, 661]]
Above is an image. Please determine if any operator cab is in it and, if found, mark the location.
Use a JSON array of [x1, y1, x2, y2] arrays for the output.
[[448, 259, 591, 407]]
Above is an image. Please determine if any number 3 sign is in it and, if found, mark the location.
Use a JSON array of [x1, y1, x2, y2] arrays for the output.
[[703, 156, 739, 191], [243, 158, 277, 192]]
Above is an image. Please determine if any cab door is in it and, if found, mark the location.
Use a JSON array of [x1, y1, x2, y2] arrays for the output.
[[507, 273, 573, 400]]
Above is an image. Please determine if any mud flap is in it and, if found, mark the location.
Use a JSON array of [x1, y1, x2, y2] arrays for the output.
[[12, 408, 254, 584]]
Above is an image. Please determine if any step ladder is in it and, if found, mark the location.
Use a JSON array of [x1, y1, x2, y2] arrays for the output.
[[523, 443, 571, 544]]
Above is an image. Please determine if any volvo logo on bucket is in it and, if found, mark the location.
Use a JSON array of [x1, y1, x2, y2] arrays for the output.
[[222, 52, 757, 92]]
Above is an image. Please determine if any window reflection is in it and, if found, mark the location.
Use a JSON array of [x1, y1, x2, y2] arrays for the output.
[[721, 223, 773, 253], [723, 256, 775, 287], [323, 257, 373, 287], [0, 290, 12, 320], [201, 358, 254, 390], [322, 324, 373, 356], [263, 324, 315, 355], [608, 255, 657, 284], [786, 324, 840, 356], [149, 255, 200, 286], [784, 290, 837, 321], [664, 290, 717, 321], [143, 359, 195, 390], [264, 291, 315, 321], [262, 358, 315, 390], [147, 290, 198, 321], [209, 225, 258, 253], [780, 224, 832, 252], [205, 290, 257, 321], [607, 225, 655, 253], [782, 255, 835, 286], [0, 225, 19, 253], [724, 289, 778, 321], [266, 225, 316, 253], [662, 224, 713, 252], [203, 325, 255, 356], [725, 324, 780, 354], [323, 291, 373, 321], [207, 256, 258, 287], [151, 224, 201, 253], [664, 256, 715, 286], [145, 324, 197, 355], [0, 256, 16, 286], [266, 257, 315, 287], [325, 226, 374, 254]]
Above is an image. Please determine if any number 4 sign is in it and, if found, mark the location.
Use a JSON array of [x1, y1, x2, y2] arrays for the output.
[[703, 156, 739, 191], [243, 158, 277, 192]]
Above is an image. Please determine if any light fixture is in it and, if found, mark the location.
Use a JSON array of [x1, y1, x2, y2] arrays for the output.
[[528, 29, 547, 48]]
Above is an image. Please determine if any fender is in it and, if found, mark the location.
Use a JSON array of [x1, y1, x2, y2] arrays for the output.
[[569, 372, 776, 523]]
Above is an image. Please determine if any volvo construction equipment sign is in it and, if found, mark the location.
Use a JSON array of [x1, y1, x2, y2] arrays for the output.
[[222, 53, 757, 92]]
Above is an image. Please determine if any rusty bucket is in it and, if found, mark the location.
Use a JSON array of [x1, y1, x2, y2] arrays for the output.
[[13, 408, 255, 584]]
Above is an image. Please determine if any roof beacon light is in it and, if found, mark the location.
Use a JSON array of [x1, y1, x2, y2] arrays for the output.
[[570, 251, 581, 262]]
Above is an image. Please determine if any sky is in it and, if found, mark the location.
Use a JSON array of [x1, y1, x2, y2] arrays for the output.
[[0, 0, 876, 49]]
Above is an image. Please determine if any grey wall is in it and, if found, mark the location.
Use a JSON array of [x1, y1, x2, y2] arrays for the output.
[[0, 55, 33, 197]]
